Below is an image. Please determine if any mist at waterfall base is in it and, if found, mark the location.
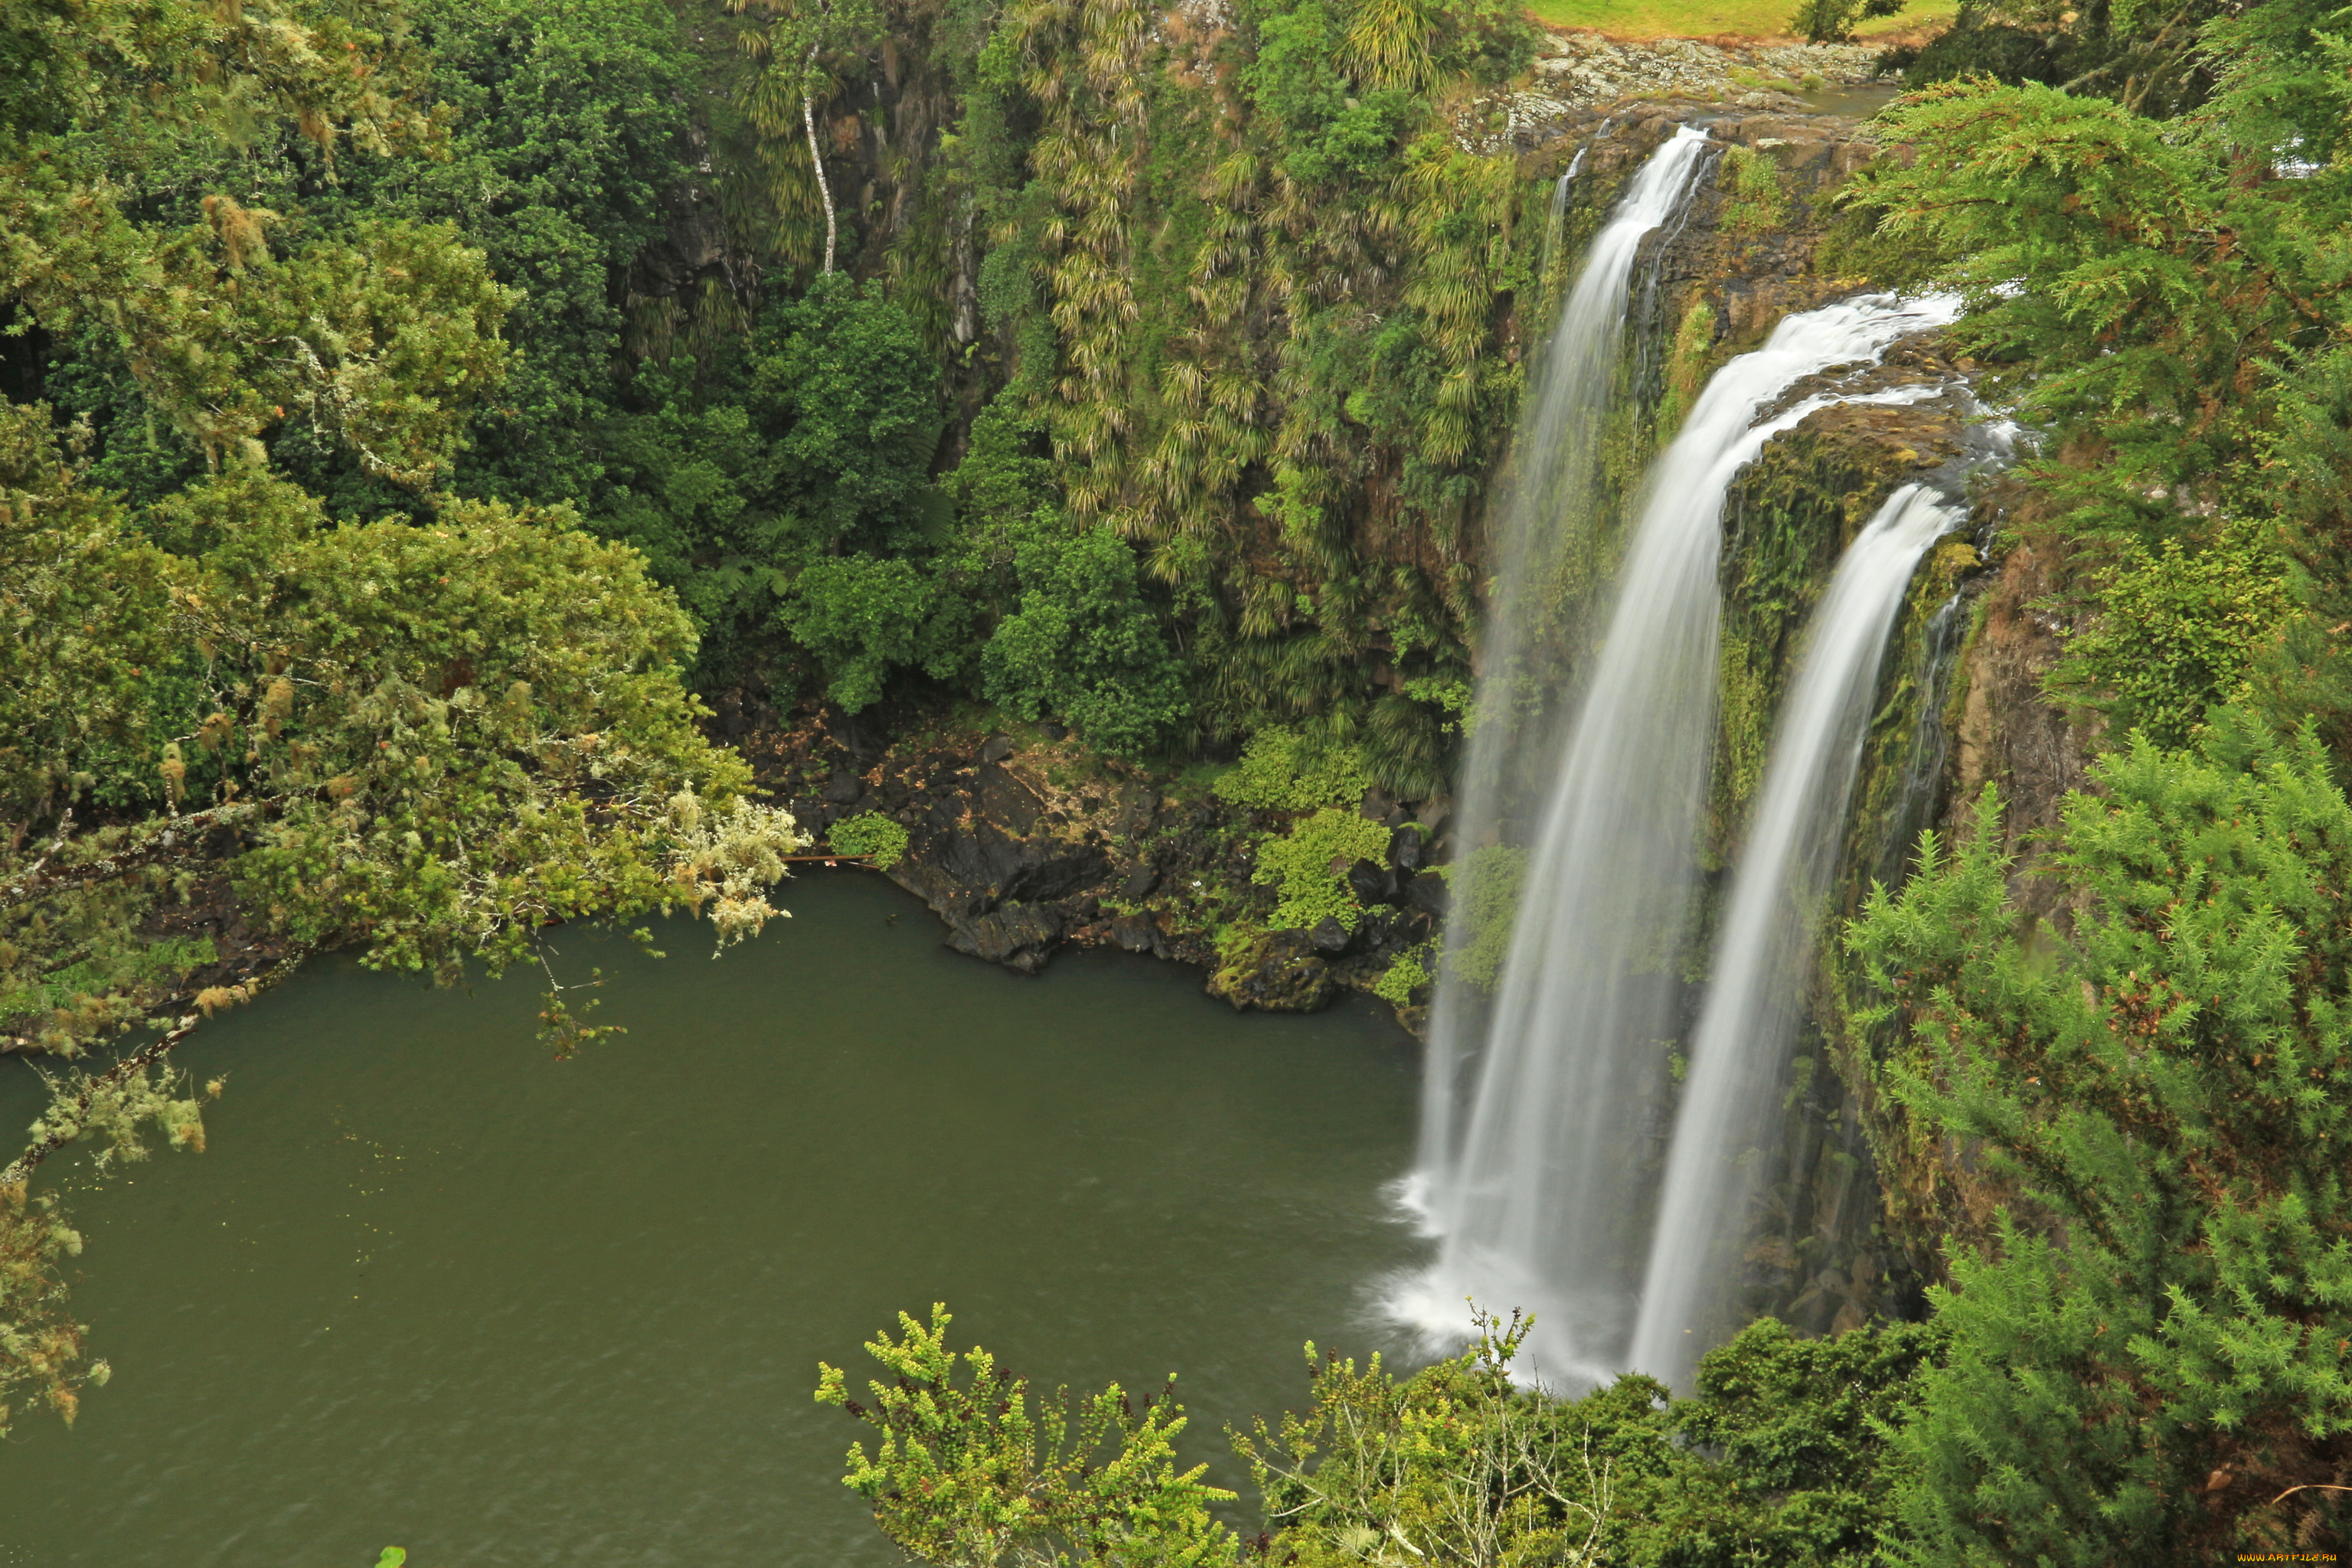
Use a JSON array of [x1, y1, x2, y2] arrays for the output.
[[1396, 132, 1968, 1392]]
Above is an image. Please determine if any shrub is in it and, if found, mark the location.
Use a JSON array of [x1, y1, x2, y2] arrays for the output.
[[981, 524, 1188, 758], [2050, 522, 2292, 749], [827, 811, 910, 870], [1442, 844, 1526, 991], [1372, 941, 1436, 1007], [1212, 726, 1373, 813], [1851, 713, 2352, 1559], [1253, 808, 1391, 931]]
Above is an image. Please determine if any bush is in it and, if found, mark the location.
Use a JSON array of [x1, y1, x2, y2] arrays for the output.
[[826, 812, 910, 871], [981, 524, 1189, 758], [1441, 844, 1526, 991], [2050, 523, 2292, 749], [1212, 725, 1373, 812], [1369, 940, 1435, 1008], [1851, 713, 2352, 1560], [1253, 808, 1391, 931], [779, 555, 968, 714]]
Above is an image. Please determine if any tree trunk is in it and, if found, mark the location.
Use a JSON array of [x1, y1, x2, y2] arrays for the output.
[[802, 43, 837, 275]]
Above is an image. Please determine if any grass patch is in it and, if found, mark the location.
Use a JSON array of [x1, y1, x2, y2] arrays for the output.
[[1525, 0, 1952, 43]]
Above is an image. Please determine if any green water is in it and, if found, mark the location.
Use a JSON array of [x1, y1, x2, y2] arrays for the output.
[[0, 873, 1428, 1566]]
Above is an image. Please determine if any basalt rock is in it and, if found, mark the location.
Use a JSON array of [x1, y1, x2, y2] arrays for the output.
[[1387, 824, 1426, 874], [1406, 871, 1452, 919], [1210, 929, 1338, 1013], [944, 901, 1066, 975], [1348, 858, 1402, 907]]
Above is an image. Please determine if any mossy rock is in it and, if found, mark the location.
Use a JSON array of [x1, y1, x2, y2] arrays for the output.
[[1207, 929, 1339, 1013]]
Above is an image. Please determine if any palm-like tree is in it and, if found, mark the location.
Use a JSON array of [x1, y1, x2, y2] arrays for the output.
[[1340, 0, 1440, 91]]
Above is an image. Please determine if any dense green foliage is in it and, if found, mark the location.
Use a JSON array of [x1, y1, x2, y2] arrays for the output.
[[1852, 718, 2352, 1559], [825, 1305, 1945, 1566], [8, 0, 2352, 1550], [827, 809, 911, 868], [1253, 808, 1393, 930], [0, 0, 802, 1435], [1850, 0, 2352, 766], [1212, 727, 1375, 814], [817, 1305, 1242, 1565]]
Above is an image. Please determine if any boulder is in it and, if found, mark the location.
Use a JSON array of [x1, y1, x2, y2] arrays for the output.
[[1348, 857, 1401, 906], [1387, 824, 1426, 874], [944, 902, 1064, 975], [1210, 929, 1338, 1012], [1308, 915, 1358, 956], [1110, 911, 1163, 954], [1407, 870, 1452, 918]]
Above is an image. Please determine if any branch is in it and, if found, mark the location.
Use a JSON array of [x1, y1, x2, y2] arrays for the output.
[[0, 802, 258, 915], [1, 946, 311, 1187]]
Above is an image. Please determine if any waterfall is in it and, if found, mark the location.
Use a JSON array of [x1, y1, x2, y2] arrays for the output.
[[1534, 139, 1596, 283], [1416, 126, 1709, 1194], [1402, 291, 1964, 1388], [1628, 482, 1968, 1391]]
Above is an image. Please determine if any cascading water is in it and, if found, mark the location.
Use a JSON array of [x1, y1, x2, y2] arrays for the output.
[[1628, 482, 1968, 1390], [1416, 126, 1710, 1194], [1402, 290, 1964, 1387]]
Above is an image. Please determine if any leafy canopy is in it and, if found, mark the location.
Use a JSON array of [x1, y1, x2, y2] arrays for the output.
[[1851, 714, 2352, 1560]]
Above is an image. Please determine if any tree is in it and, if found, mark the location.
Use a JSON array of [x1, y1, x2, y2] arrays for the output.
[[1851, 714, 2352, 1559], [733, 0, 887, 276], [815, 1304, 1243, 1567], [1789, 0, 1904, 45], [1844, 6, 2352, 766], [1236, 1307, 1613, 1568], [982, 524, 1189, 758], [0, 0, 805, 1439]]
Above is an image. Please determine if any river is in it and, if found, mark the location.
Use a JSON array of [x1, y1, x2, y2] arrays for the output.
[[0, 872, 1426, 1566]]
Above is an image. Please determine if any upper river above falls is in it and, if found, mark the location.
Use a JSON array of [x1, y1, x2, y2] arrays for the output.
[[0, 872, 1426, 1566]]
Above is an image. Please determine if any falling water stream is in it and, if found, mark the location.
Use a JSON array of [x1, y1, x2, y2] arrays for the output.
[[1418, 127, 1709, 1191], [1404, 286, 1964, 1387], [1628, 482, 1969, 1388]]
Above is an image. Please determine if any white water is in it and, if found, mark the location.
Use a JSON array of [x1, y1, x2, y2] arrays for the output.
[[1418, 127, 1710, 1192], [1535, 142, 1596, 281], [1403, 291, 1964, 1387], [1628, 482, 1966, 1390]]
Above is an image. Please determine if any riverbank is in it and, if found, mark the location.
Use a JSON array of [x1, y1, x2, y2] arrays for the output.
[[733, 705, 1454, 1027]]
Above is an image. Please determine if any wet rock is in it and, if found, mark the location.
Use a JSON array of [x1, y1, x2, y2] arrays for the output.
[[944, 902, 1064, 975], [979, 733, 1014, 764], [1387, 824, 1426, 874], [976, 763, 1044, 837], [823, 769, 864, 805], [1121, 864, 1160, 900], [1308, 915, 1358, 957], [1110, 911, 1163, 953], [1352, 905, 1425, 959], [1211, 929, 1338, 1012], [1348, 858, 1401, 907], [1406, 871, 1452, 919], [920, 821, 1106, 908], [1040, 721, 1067, 740]]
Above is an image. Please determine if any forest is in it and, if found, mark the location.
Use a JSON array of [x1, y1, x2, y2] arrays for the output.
[[1, 0, 2347, 1559]]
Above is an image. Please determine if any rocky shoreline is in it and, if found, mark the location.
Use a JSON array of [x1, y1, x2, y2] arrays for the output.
[[739, 710, 1454, 1026]]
